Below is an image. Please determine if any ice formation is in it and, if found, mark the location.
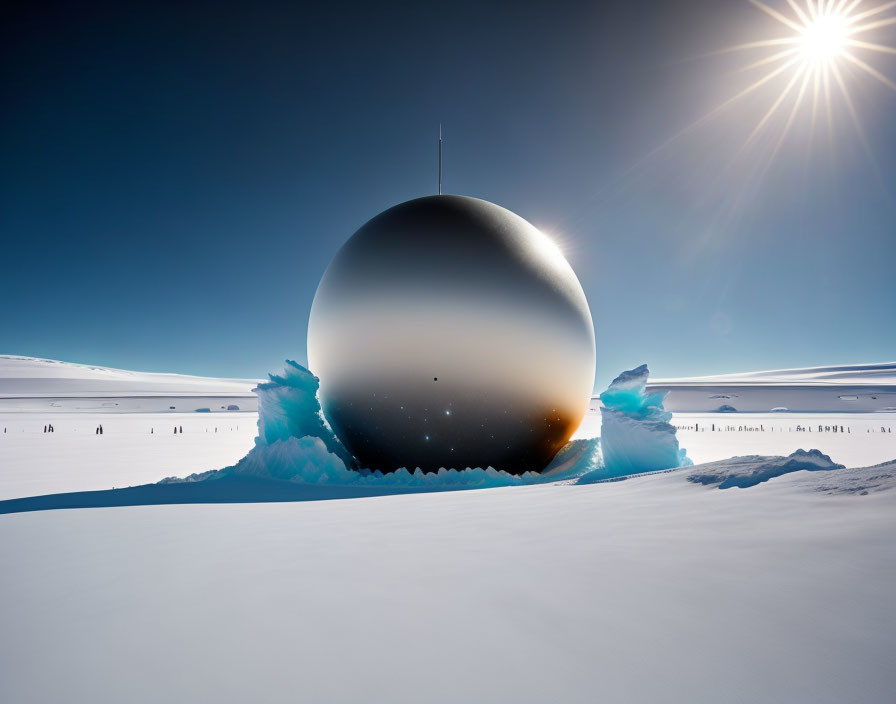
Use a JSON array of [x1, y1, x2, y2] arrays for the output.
[[183, 361, 601, 490], [254, 361, 357, 471], [581, 364, 690, 482]]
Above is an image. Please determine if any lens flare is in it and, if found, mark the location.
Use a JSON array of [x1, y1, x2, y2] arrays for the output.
[[730, 0, 896, 152]]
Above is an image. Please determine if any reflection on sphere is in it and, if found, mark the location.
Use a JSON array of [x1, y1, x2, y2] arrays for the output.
[[308, 195, 595, 474]]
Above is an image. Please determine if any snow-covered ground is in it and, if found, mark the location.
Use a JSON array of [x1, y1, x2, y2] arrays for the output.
[[0, 409, 894, 501], [0, 355, 259, 413], [1, 464, 894, 703], [2, 357, 896, 702], [0, 412, 257, 500]]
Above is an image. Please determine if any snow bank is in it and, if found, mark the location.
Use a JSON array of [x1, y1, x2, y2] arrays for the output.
[[646, 362, 896, 412], [581, 364, 690, 482], [0, 355, 259, 396], [651, 361, 896, 386], [685, 448, 844, 489], [0, 355, 259, 413], [177, 361, 601, 490]]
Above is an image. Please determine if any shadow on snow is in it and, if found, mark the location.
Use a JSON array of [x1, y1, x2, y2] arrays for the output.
[[0, 476, 440, 515]]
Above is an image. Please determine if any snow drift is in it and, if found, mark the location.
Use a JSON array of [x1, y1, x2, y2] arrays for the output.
[[685, 448, 844, 489]]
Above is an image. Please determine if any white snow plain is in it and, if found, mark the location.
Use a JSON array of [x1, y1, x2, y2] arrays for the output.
[[1, 465, 894, 703], [0, 412, 257, 500], [1, 410, 894, 500], [1, 358, 896, 703]]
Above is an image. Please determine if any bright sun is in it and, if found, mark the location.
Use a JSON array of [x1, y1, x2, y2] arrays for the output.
[[716, 1, 896, 153], [800, 13, 848, 62]]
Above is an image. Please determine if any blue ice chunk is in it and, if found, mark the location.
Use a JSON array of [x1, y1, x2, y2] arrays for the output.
[[253, 360, 358, 470], [580, 364, 690, 482]]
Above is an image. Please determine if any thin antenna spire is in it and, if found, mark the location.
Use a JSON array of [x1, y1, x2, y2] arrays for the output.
[[438, 124, 442, 195]]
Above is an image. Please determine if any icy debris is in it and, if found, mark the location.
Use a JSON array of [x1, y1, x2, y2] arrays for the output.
[[580, 364, 690, 482], [685, 449, 844, 489], [254, 360, 357, 470], [183, 435, 601, 490], [173, 361, 601, 489]]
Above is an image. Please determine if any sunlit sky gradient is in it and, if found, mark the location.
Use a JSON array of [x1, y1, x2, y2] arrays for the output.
[[1, 0, 894, 390]]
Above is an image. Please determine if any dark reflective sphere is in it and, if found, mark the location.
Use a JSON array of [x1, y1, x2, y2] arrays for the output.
[[308, 195, 595, 474]]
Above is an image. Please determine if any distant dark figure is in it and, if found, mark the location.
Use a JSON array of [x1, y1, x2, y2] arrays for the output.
[[151, 428, 154, 434], [100, 424, 103, 435], [44, 425, 47, 433], [179, 425, 183, 434], [174, 426, 178, 434], [95, 427, 99, 435], [215, 427, 217, 433]]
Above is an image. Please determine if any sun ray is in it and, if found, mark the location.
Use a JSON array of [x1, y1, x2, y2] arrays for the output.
[[714, 56, 805, 112], [768, 66, 815, 162], [716, 37, 802, 55], [728, 55, 805, 100], [833, 0, 853, 14], [840, 0, 867, 16], [832, 58, 893, 194], [750, 0, 805, 31], [741, 47, 801, 71], [588, 53, 806, 187], [845, 38, 896, 53], [848, 16, 896, 32], [787, 0, 814, 24], [842, 0, 896, 24], [742, 62, 808, 149], [823, 62, 834, 146], [841, 49, 896, 89], [830, 60, 869, 144], [809, 63, 822, 137]]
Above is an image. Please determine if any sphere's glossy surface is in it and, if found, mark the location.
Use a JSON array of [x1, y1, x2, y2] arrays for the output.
[[307, 195, 595, 474]]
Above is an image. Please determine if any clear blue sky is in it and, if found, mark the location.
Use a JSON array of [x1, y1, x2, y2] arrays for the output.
[[1, 0, 894, 389]]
